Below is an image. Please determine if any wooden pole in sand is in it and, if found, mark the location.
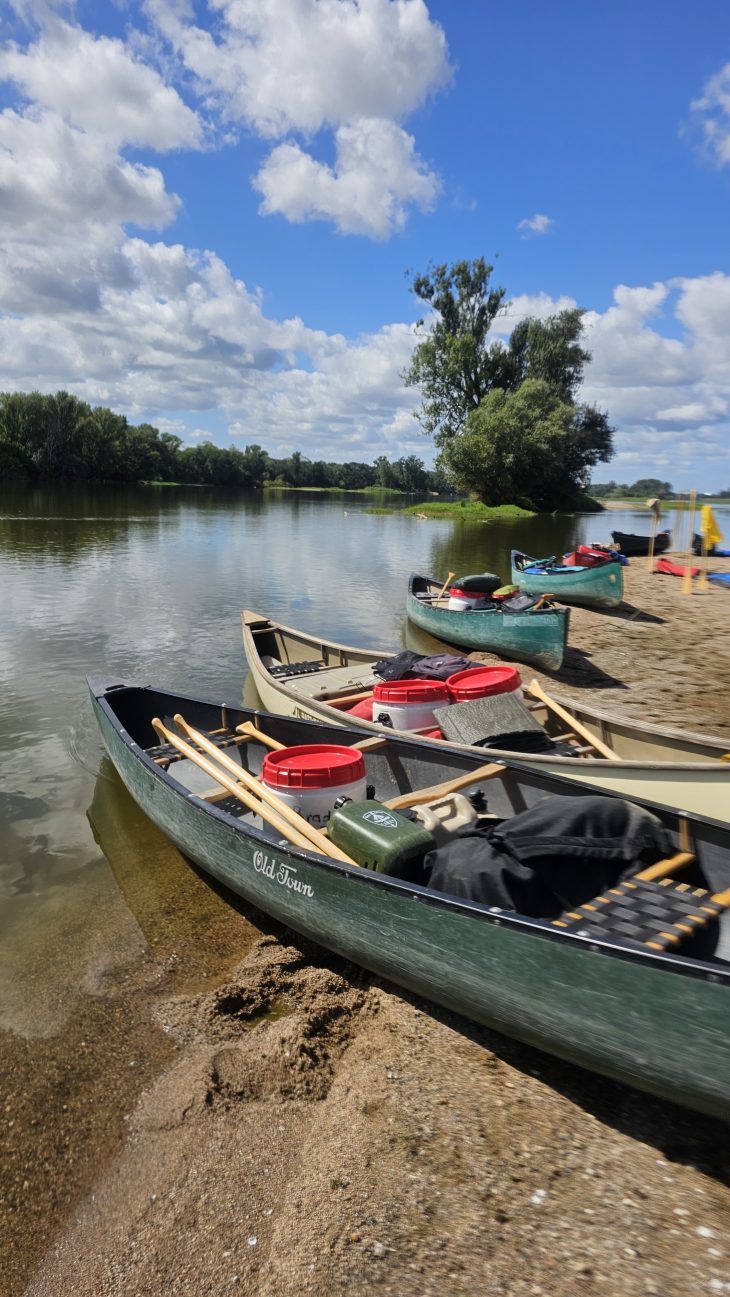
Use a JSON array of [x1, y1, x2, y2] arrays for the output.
[[645, 498, 661, 572], [681, 490, 697, 596]]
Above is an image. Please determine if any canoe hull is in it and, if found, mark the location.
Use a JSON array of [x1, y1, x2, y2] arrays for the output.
[[612, 530, 671, 557], [511, 552, 623, 608], [90, 682, 730, 1121], [242, 612, 730, 822], [406, 574, 569, 671]]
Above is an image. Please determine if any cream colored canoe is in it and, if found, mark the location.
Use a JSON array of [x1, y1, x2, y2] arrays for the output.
[[242, 611, 730, 822]]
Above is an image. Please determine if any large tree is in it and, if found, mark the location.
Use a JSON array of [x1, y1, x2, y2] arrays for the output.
[[403, 259, 507, 446], [440, 379, 613, 510], [404, 257, 614, 503]]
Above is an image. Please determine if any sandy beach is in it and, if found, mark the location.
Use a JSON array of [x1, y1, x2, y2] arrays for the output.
[[8, 560, 730, 1297]]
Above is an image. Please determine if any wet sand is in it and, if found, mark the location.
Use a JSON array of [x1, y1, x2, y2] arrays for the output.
[[7, 561, 730, 1297]]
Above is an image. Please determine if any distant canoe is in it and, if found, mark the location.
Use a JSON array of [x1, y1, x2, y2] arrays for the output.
[[611, 530, 671, 557], [511, 550, 623, 609], [406, 573, 569, 671]]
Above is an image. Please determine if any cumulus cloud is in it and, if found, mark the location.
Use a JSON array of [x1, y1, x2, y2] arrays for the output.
[[147, 0, 449, 236], [148, 0, 451, 135], [254, 118, 439, 237], [0, 19, 203, 150], [690, 62, 730, 166], [517, 213, 554, 237]]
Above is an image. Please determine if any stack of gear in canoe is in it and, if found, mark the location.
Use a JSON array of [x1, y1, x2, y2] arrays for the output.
[[339, 652, 561, 754], [243, 740, 723, 959], [442, 572, 547, 614]]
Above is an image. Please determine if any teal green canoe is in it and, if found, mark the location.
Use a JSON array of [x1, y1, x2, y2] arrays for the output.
[[88, 677, 730, 1119], [512, 550, 624, 609], [407, 573, 569, 671]]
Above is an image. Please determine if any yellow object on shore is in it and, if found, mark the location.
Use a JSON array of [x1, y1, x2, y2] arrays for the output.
[[700, 505, 723, 548]]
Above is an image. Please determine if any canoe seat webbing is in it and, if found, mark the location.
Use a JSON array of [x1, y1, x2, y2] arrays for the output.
[[149, 727, 240, 765], [268, 660, 324, 679], [553, 877, 728, 952]]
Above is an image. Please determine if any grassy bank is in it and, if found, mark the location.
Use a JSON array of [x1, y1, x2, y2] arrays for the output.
[[402, 501, 535, 520]]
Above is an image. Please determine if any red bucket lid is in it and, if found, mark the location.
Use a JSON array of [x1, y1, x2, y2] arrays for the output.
[[448, 587, 472, 598], [447, 665, 522, 700], [262, 744, 365, 789], [373, 678, 451, 705]]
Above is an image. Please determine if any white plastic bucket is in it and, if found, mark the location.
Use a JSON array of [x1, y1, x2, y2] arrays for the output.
[[447, 587, 485, 611], [261, 744, 366, 828], [372, 679, 450, 731]]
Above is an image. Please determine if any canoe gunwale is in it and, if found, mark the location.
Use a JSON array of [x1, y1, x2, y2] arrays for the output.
[[89, 677, 730, 989]]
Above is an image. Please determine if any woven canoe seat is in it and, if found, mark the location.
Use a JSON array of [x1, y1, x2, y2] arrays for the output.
[[553, 876, 727, 952], [268, 660, 324, 679], [149, 727, 241, 766]]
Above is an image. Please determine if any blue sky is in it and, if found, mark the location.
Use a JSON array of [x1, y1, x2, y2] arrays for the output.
[[1, 1, 730, 489]]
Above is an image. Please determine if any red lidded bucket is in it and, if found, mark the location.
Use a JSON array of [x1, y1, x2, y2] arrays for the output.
[[372, 678, 450, 731], [447, 665, 522, 702], [262, 744, 367, 827]]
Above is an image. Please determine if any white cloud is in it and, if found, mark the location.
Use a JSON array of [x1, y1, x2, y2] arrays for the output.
[[517, 213, 554, 237], [254, 118, 439, 238], [146, 0, 449, 237], [147, 0, 451, 136], [0, 19, 203, 150], [491, 292, 578, 335], [690, 61, 730, 166]]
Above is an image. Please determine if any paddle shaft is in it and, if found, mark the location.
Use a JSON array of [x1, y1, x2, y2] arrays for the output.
[[385, 761, 504, 810], [435, 571, 456, 601], [236, 721, 286, 750], [151, 719, 315, 851], [173, 714, 357, 865], [525, 679, 620, 761]]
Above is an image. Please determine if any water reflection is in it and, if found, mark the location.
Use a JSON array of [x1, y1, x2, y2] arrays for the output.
[[86, 759, 263, 990]]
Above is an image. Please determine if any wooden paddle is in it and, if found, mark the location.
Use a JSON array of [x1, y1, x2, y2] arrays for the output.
[[385, 760, 505, 810], [172, 714, 357, 865], [326, 689, 375, 710], [151, 718, 315, 851], [525, 679, 620, 761], [434, 571, 456, 601], [235, 720, 286, 750]]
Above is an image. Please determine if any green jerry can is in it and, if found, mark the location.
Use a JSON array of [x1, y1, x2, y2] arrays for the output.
[[327, 799, 435, 876]]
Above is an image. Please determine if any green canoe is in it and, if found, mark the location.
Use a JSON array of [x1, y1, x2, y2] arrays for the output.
[[407, 573, 569, 671], [512, 550, 624, 609], [88, 676, 730, 1119]]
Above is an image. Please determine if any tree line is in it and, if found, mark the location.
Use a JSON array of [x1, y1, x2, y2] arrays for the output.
[[590, 478, 730, 499], [0, 390, 447, 493]]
